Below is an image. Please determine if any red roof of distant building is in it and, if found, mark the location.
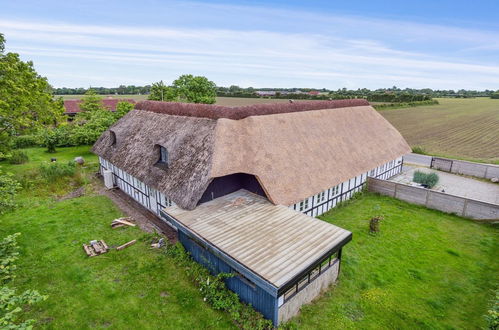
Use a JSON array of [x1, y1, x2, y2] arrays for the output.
[[64, 98, 136, 114], [308, 91, 320, 95]]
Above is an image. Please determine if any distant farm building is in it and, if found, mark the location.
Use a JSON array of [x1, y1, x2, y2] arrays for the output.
[[63, 98, 136, 116], [92, 99, 411, 325]]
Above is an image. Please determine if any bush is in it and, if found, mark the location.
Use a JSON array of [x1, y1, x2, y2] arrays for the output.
[[8, 150, 29, 164], [0, 172, 21, 214], [164, 243, 272, 329], [413, 170, 439, 188], [11, 135, 40, 149], [39, 161, 76, 181], [0, 233, 47, 329], [411, 146, 427, 155], [485, 289, 499, 329]]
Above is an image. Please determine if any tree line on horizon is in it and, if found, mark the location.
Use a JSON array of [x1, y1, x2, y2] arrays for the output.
[[53, 85, 499, 99]]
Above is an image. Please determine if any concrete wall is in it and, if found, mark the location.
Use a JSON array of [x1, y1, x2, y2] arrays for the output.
[[430, 157, 499, 180], [278, 261, 339, 325], [403, 153, 432, 167], [368, 177, 499, 221]]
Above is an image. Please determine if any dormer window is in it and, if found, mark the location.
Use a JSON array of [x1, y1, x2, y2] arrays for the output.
[[158, 146, 168, 165], [109, 130, 116, 146]]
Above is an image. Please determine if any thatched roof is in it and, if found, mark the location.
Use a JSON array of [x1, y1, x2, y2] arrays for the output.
[[92, 100, 410, 210]]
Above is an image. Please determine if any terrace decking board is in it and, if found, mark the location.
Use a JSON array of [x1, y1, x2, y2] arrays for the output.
[[165, 189, 351, 288]]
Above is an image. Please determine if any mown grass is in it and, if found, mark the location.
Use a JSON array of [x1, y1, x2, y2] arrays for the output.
[[379, 97, 499, 164], [286, 193, 498, 329]]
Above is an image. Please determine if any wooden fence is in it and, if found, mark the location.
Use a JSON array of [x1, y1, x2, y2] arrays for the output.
[[430, 157, 499, 180], [367, 177, 499, 221]]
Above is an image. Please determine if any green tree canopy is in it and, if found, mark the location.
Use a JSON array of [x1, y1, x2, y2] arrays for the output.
[[0, 34, 64, 156], [115, 101, 134, 119], [172, 74, 217, 104], [148, 80, 176, 102], [148, 75, 217, 104]]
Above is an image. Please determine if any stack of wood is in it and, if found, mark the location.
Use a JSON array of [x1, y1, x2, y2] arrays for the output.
[[111, 217, 136, 229], [83, 240, 109, 257]]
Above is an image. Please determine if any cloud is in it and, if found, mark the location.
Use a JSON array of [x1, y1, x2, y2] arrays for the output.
[[1, 3, 498, 89]]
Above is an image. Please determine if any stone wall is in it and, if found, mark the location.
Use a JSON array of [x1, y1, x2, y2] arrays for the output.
[[368, 177, 499, 220], [278, 260, 339, 324]]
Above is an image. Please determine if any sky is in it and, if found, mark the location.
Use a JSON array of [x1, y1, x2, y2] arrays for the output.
[[1, 0, 499, 90]]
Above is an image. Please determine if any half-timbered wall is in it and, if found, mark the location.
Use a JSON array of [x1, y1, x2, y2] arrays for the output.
[[290, 157, 403, 217], [99, 157, 175, 216]]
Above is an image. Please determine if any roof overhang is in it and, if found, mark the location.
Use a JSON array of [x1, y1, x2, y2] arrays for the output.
[[162, 189, 352, 295]]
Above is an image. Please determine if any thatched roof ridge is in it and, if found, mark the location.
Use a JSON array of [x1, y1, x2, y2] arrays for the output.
[[93, 103, 410, 210], [134, 99, 369, 120]]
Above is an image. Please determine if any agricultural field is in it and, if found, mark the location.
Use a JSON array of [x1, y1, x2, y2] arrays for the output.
[[379, 98, 499, 164], [58, 94, 289, 105], [1, 146, 497, 329]]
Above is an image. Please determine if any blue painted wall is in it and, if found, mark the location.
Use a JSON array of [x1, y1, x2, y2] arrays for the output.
[[178, 231, 277, 323]]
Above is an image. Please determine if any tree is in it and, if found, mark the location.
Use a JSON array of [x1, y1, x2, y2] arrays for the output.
[[172, 74, 217, 104], [78, 89, 104, 116], [0, 34, 64, 157], [115, 101, 134, 119], [148, 80, 176, 101]]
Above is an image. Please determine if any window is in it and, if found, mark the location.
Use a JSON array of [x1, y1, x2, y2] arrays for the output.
[[158, 146, 169, 165], [299, 199, 309, 211], [332, 185, 340, 196], [284, 285, 297, 301], [109, 131, 116, 146], [316, 191, 325, 203], [369, 169, 375, 176]]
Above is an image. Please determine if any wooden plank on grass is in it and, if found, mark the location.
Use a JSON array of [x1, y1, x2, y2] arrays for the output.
[[114, 219, 136, 227], [116, 239, 137, 251]]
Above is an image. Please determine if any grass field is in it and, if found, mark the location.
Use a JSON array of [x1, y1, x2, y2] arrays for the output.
[[2, 147, 497, 329], [379, 98, 499, 164], [287, 194, 498, 329]]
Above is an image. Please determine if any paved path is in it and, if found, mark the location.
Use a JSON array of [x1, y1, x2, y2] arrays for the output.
[[390, 165, 499, 205]]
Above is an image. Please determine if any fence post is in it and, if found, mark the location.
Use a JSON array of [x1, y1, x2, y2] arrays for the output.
[[425, 190, 430, 207], [462, 199, 468, 217]]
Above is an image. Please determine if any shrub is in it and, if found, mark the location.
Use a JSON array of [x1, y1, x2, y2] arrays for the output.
[[11, 135, 40, 149], [0, 233, 47, 329], [39, 161, 76, 181], [413, 170, 439, 188], [0, 172, 21, 214], [8, 150, 29, 164], [164, 243, 272, 329], [485, 289, 499, 329], [411, 146, 427, 155], [41, 128, 58, 153]]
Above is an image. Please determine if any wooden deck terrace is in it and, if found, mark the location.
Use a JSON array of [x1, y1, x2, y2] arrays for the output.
[[164, 189, 351, 289]]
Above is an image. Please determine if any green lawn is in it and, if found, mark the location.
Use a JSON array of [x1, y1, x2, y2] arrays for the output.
[[0, 194, 234, 329], [1, 147, 497, 329], [287, 193, 498, 329]]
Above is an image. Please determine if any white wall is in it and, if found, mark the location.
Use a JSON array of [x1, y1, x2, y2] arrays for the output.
[[290, 157, 403, 216], [99, 157, 174, 216]]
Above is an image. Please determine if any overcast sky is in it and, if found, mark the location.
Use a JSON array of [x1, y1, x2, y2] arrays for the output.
[[1, 0, 499, 89]]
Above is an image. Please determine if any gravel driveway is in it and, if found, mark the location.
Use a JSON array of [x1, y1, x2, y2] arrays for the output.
[[390, 165, 499, 205]]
